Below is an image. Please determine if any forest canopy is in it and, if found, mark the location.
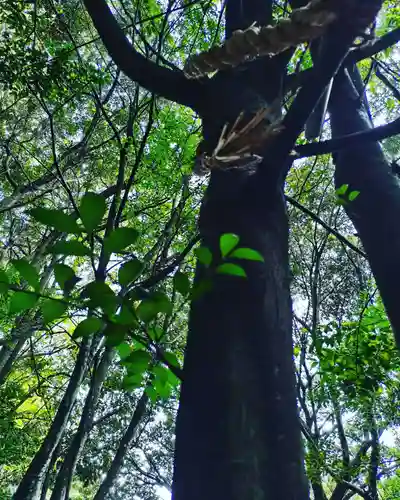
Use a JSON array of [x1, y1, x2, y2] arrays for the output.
[[0, 1, 399, 500]]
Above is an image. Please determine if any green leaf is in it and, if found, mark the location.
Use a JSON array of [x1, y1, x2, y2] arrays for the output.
[[348, 190, 360, 201], [148, 326, 163, 341], [152, 292, 173, 314], [173, 272, 191, 295], [163, 351, 181, 369], [0, 269, 9, 294], [136, 300, 159, 323], [30, 208, 81, 233], [216, 263, 247, 278], [335, 184, 349, 196], [10, 292, 38, 314], [53, 264, 79, 294], [145, 385, 158, 402], [84, 281, 118, 315], [122, 374, 143, 391], [114, 303, 138, 326], [12, 259, 40, 290], [118, 258, 144, 286], [72, 317, 102, 339], [153, 378, 172, 399], [136, 293, 172, 323], [153, 365, 169, 384], [230, 247, 264, 262], [123, 350, 151, 373], [48, 240, 91, 256], [167, 368, 180, 387], [195, 246, 212, 267], [220, 233, 239, 257], [41, 298, 67, 323], [116, 342, 132, 360], [104, 227, 139, 254], [104, 324, 127, 346], [79, 192, 106, 233]]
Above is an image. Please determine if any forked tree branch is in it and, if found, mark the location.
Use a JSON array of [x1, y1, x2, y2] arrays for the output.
[[83, 0, 204, 109], [287, 26, 400, 93]]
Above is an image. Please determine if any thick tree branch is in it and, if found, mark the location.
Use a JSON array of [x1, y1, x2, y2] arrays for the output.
[[264, 24, 355, 179], [272, 0, 382, 174], [83, 0, 204, 109], [350, 27, 400, 62], [294, 116, 400, 158], [286, 27, 400, 92]]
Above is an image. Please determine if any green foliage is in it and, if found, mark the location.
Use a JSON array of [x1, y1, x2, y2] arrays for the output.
[[9, 292, 38, 314], [230, 247, 264, 262], [53, 264, 79, 295], [216, 263, 247, 278], [136, 292, 173, 323], [30, 208, 81, 234], [40, 298, 67, 324], [173, 272, 191, 296], [195, 246, 213, 267], [72, 317, 103, 339], [104, 227, 140, 255], [118, 258, 144, 286], [11, 259, 40, 291], [0, 269, 9, 294], [219, 233, 239, 257], [48, 240, 91, 256], [319, 303, 400, 400], [79, 193, 107, 233]]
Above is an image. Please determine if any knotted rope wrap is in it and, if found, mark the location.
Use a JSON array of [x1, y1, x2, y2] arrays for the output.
[[190, 0, 382, 175], [184, 0, 381, 79]]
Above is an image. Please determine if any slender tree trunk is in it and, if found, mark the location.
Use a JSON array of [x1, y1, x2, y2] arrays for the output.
[[367, 411, 379, 500], [0, 313, 41, 384], [328, 65, 400, 348], [13, 337, 93, 500], [93, 389, 149, 500], [40, 442, 61, 500], [0, 261, 53, 384], [49, 346, 114, 500]]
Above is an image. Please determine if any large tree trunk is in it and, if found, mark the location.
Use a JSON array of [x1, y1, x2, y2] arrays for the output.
[[171, 1, 309, 498], [172, 169, 308, 500], [49, 346, 114, 500], [13, 337, 93, 500], [328, 66, 400, 348]]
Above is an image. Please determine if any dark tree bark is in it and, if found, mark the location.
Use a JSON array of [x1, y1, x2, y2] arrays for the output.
[[49, 347, 114, 500], [93, 389, 149, 500], [13, 337, 93, 500], [171, 0, 309, 497], [172, 175, 308, 499], [328, 66, 400, 348]]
